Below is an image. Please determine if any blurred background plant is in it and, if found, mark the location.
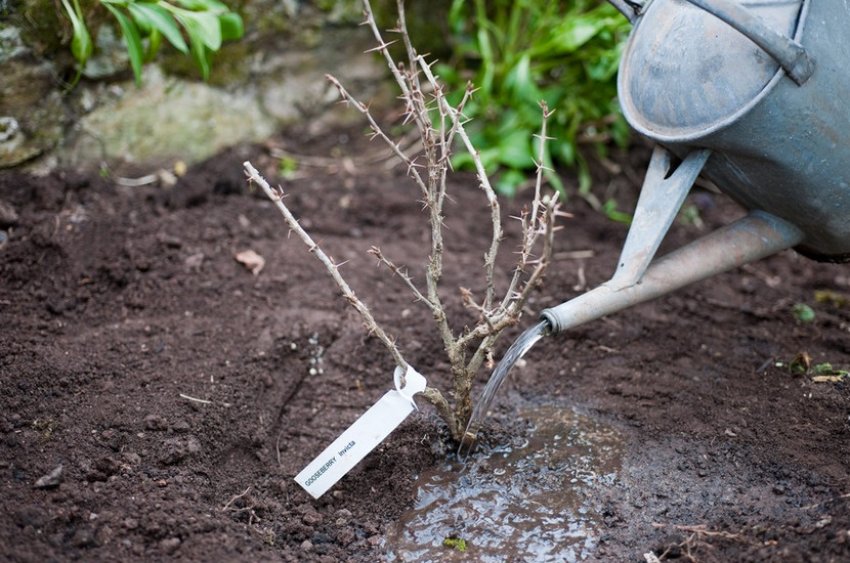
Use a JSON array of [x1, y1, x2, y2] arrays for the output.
[[10, 0, 635, 190], [59, 0, 243, 87], [436, 0, 631, 207], [57, 0, 628, 189]]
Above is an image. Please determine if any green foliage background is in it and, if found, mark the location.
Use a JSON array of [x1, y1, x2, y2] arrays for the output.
[[51, 0, 630, 205], [438, 0, 631, 198], [59, 0, 244, 87]]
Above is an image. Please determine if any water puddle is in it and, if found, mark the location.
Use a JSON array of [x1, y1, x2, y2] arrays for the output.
[[388, 406, 623, 562]]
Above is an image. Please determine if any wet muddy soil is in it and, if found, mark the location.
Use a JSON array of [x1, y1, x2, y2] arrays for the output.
[[1, 129, 849, 562]]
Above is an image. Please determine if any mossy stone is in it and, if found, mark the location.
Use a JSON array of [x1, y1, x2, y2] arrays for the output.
[[0, 30, 65, 168]]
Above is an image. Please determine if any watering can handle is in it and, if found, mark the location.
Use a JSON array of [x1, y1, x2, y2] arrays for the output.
[[680, 0, 814, 85], [608, 146, 710, 291], [608, 0, 640, 23]]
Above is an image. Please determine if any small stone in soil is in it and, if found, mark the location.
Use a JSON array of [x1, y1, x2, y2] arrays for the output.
[[171, 420, 191, 433], [123, 518, 139, 530], [184, 252, 205, 271], [160, 537, 181, 553], [302, 511, 323, 526], [34, 464, 63, 489], [336, 527, 356, 546], [300, 539, 313, 552], [144, 414, 168, 431], [159, 436, 202, 465], [0, 200, 18, 227]]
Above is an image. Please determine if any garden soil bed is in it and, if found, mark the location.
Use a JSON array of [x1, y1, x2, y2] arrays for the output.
[[1, 129, 849, 562]]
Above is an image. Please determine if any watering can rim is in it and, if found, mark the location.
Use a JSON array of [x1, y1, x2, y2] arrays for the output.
[[617, 0, 812, 143]]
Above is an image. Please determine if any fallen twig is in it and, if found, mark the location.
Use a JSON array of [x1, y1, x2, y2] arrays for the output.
[[179, 393, 212, 405], [222, 486, 252, 511], [222, 486, 261, 525]]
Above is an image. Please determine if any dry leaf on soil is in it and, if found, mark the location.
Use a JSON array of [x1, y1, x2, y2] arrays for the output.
[[235, 249, 265, 275]]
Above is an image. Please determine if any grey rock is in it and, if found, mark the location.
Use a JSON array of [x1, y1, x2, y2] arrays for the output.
[[144, 414, 168, 431], [159, 436, 202, 465], [0, 27, 28, 64], [33, 464, 63, 489], [2, 4, 392, 173], [159, 537, 181, 554], [0, 33, 65, 168], [302, 510, 323, 526], [0, 199, 19, 227]]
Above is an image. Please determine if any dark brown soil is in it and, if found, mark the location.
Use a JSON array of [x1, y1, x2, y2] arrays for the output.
[[1, 129, 849, 562]]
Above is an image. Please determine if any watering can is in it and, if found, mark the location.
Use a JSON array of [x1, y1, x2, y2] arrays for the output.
[[540, 0, 850, 334], [460, 0, 849, 455]]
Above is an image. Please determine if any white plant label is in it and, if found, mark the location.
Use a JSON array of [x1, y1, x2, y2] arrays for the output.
[[294, 365, 427, 499]]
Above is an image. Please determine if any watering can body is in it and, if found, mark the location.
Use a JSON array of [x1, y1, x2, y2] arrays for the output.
[[542, 0, 849, 333], [619, 0, 850, 262]]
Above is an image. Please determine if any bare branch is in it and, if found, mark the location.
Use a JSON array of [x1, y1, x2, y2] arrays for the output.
[[369, 246, 432, 309], [361, 0, 433, 143], [417, 55, 503, 312], [455, 311, 518, 350], [244, 161, 408, 375], [499, 103, 558, 313], [395, 0, 423, 103], [326, 74, 429, 200], [420, 386, 458, 438], [359, 1, 456, 363], [466, 332, 501, 386]]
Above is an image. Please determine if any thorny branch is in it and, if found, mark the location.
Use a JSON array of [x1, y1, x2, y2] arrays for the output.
[[245, 0, 563, 440], [243, 161, 454, 423], [244, 161, 406, 371], [416, 56, 504, 314], [222, 486, 261, 526]]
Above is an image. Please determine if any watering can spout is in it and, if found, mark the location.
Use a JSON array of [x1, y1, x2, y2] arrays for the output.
[[541, 211, 803, 334]]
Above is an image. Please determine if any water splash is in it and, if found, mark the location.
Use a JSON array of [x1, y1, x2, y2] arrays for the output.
[[387, 407, 622, 562], [458, 321, 549, 456]]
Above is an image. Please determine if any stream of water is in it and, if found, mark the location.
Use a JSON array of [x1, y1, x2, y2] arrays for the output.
[[458, 320, 549, 456], [387, 406, 623, 562]]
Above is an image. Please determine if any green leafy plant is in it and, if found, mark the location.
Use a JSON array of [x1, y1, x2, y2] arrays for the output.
[[791, 303, 816, 323], [440, 0, 631, 197], [810, 362, 849, 383], [442, 537, 469, 552], [785, 352, 849, 382], [60, 0, 243, 87], [602, 198, 631, 224]]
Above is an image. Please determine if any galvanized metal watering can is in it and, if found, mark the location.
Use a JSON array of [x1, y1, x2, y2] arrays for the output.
[[541, 0, 850, 334]]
